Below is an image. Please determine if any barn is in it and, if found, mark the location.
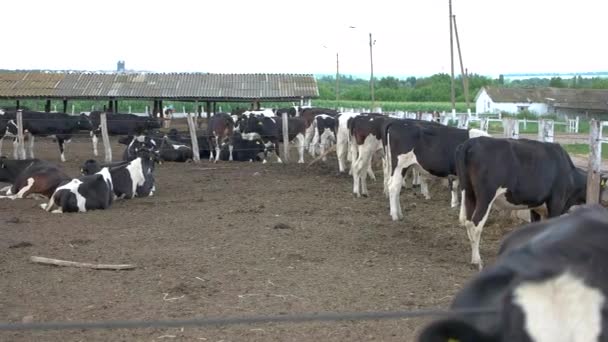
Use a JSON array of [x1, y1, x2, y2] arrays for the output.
[[475, 86, 608, 117]]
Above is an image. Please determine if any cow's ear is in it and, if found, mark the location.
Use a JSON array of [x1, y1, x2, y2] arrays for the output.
[[601, 178, 607, 188]]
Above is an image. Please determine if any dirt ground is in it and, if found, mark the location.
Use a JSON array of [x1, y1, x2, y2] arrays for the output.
[[1, 135, 523, 342]]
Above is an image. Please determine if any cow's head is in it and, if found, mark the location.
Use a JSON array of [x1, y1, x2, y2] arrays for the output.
[[5, 120, 18, 137], [80, 159, 100, 175], [600, 175, 608, 205], [78, 114, 93, 131]]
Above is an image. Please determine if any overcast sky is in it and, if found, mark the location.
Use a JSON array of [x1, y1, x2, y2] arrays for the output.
[[4, 0, 606, 77]]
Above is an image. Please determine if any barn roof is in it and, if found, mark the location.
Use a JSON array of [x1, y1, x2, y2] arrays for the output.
[[479, 86, 608, 111], [0, 71, 319, 101]]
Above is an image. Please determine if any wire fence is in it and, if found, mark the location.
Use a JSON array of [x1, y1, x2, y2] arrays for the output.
[[0, 307, 497, 332]]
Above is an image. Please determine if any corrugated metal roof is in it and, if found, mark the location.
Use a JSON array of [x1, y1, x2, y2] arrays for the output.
[[0, 71, 319, 100]]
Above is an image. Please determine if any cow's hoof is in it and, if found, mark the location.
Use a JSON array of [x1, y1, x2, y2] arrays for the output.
[[40, 203, 47, 210]]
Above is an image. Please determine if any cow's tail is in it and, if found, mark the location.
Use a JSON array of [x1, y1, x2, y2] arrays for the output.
[[454, 142, 469, 192]]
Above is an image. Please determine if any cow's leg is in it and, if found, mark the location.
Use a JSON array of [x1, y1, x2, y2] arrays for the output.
[[40, 193, 57, 211], [348, 136, 358, 176], [91, 132, 99, 156], [274, 141, 283, 163], [419, 171, 431, 200], [319, 133, 327, 162], [352, 146, 366, 197], [459, 190, 467, 225], [450, 178, 460, 208], [310, 127, 319, 157], [1, 177, 36, 200], [58, 138, 66, 162], [336, 134, 347, 171], [465, 187, 506, 269], [229, 144, 234, 161], [214, 136, 220, 163], [295, 133, 305, 163], [0, 136, 4, 156], [304, 124, 315, 154], [389, 150, 418, 221]]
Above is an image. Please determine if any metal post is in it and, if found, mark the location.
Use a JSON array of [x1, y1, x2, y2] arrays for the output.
[[587, 119, 602, 204]]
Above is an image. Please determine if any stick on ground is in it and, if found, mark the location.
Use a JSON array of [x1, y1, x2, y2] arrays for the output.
[[307, 145, 337, 167], [30, 256, 136, 270]]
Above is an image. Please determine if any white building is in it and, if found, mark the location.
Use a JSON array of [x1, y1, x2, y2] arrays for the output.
[[475, 86, 608, 117]]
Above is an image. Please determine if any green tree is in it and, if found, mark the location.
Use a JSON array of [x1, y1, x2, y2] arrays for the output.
[[549, 77, 565, 88]]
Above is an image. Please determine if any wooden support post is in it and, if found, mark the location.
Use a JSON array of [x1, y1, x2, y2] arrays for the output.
[[100, 112, 112, 163], [587, 119, 602, 204], [114, 100, 118, 113], [108, 100, 114, 113], [282, 112, 290, 163], [212, 102, 217, 115], [71, 104, 75, 115], [45, 99, 51, 112], [205, 101, 211, 119], [62, 99, 68, 113], [16, 110, 26, 160], [502, 118, 519, 139], [538, 119, 554, 143], [186, 113, 200, 163], [16, 100, 20, 110]]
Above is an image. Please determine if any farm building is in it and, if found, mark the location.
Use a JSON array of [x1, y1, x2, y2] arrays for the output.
[[0, 71, 319, 114], [475, 86, 608, 117]]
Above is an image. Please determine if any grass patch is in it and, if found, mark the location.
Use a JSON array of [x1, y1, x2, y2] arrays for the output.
[[561, 143, 608, 159]]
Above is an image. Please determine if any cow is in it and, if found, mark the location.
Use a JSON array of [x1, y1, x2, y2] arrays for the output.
[[120, 129, 211, 160], [84, 111, 161, 157], [158, 136, 194, 162], [301, 107, 339, 151], [239, 115, 282, 163], [41, 167, 113, 213], [121, 135, 159, 162], [81, 149, 157, 199], [348, 113, 395, 198], [309, 114, 336, 161], [455, 136, 608, 269], [418, 204, 608, 342], [207, 113, 234, 162], [275, 116, 307, 163], [0, 109, 15, 156], [219, 132, 267, 162], [0, 157, 70, 200], [4, 111, 91, 162], [384, 121, 489, 221]]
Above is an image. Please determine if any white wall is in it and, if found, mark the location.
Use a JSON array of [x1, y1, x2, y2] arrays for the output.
[[475, 89, 548, 115]]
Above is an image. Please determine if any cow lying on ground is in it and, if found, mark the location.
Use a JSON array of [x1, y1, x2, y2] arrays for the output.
[[0, 157, 70, 200], [219, 132, 267, 161], [81, 149, 156, 199], [84, 111, 161, 157], [455, 136, 608, 268], [418, 204, 608, 342], [384, 121, 489, 221], [41, 167, 113, 213]]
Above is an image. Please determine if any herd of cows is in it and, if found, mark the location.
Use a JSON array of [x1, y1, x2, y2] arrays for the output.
[[2, 106, 608, 341]]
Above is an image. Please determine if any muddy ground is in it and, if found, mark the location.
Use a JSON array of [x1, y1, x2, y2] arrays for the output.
[[1, 134, 523, 342]]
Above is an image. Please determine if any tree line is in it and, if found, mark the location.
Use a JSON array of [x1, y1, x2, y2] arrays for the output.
[[317, 73, 608, 102]]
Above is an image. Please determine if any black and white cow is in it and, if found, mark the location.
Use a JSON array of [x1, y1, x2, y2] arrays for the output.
[[121, 135, 159, 162], [418, 204, 608, 342], [5, 111, 90, 162], [0, 157, 70, 200], [309, 114, 336, 161], [335, 112, 362, 174], [219, 132, 267, 162], [207, 113, 234, 162], [158, 136, 193, 162], [301, 107, 339, 150], [275, 116, 307, 163], [85, 111, 161, 157], [348, 113, 395, 197], [384, 121, 489, 221], [455, 136, 608, 268], [41, 167, 113, 213], [81, 150, 156, 199]]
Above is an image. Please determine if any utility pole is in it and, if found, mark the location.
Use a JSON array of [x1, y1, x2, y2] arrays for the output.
[[449, 0, 456, 116], [336, 52, 340, 101], [453, 14, 470, 115], [369, 32, 375, 111]]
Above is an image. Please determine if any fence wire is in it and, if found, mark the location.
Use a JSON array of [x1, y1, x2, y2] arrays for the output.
[[0, 307, 497, 332]]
